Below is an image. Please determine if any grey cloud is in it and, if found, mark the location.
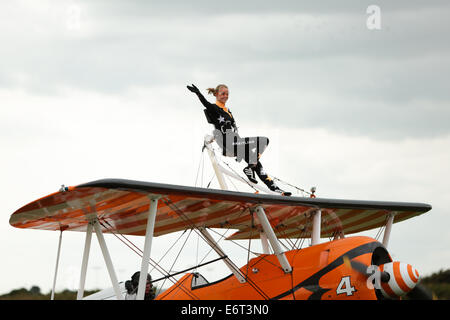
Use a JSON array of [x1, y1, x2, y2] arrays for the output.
[[1, 0, 449, 139], [86, 0, 450, 16]]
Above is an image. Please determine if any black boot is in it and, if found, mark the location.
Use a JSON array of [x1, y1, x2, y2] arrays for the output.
[[243, 166, 258, 184], [266, 179, 292, 196], [254, 161, 292, 196]]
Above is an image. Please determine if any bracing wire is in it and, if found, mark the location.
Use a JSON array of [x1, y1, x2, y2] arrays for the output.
[[149, 229, 188, 275], [245, 213, 254, 278], [162, 198, 271, 300], [208, 142, 259, 192], [375, 218, 387, 241], [220, 160, 258, 192], [158, 229, 193, 296], [224, 170, 239, 192], [205, 135, 314, 197], [206, 227, 286, 273], [195, 232, 200, 273], [99, 220, 200, 300], [272, 176, 313, 197], [194, 148, 205, 187]]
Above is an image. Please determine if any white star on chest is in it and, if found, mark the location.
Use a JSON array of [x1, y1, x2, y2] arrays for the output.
[[217, 116, 225, 123]]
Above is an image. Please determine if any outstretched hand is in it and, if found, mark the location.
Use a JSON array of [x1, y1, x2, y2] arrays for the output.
[[187, 84, 200, 94]]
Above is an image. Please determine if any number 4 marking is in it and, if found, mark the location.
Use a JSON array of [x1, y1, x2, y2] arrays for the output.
[[336, 276, 356, 296]]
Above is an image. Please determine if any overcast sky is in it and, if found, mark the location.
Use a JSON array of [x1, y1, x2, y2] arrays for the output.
[[1, 0, 449, 296]]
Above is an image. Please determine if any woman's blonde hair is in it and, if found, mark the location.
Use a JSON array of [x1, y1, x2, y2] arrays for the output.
[[207, 84, 228, 96]]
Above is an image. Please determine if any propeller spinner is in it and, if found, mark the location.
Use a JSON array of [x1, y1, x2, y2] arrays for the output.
[[377, 262, 419, 299], [344, 256, 430, 300]]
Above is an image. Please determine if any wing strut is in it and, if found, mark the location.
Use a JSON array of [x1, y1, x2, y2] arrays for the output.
[[311, 209, 322, 246], [255, 206, 292, 273], [93, 218, 123, 300], [259, 231, 270, 254], [136, 196, 160, 300], [51, 229, 63, 300], [198, 227, 247, 283], [76, 217, 123, 300], [77, 220, 93, 300], [382, 212, 396, 248]]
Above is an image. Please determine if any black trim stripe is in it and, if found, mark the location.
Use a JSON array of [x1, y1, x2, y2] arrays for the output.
[[271, 241, 382, 300]]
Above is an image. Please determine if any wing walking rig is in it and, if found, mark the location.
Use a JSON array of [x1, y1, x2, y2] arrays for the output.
[[9, 136, 433, 300]]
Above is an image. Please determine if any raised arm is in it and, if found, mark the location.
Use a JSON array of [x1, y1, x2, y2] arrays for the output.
[[187, 84, 211, 109]]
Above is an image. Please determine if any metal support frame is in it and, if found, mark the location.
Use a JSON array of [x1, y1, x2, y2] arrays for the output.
[[259, 231, 270, 254], [77, 221, 93, 300], [203, 135, 292, 273], [255, 206, 292, 273], [93, 218, 123, 300], [311, 209, 322, 246], [77, 218, 123, 300], [204, 135, 228, 190], [203, 135, 280, 195], [204, 134, 283, 262], [198, 227, 246, 283], [136, 196, 160, 300], [51, 230, 63, 300], [382, 213, 396, 248]]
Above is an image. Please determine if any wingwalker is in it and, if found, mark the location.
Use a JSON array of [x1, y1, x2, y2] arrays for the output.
[[9, 87, 432, 300]]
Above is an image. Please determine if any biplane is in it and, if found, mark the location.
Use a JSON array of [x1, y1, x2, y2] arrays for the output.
[[9, 135, 432, 300]]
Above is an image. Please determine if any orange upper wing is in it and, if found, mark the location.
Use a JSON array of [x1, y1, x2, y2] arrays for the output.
[[9, 178, 431, 239]]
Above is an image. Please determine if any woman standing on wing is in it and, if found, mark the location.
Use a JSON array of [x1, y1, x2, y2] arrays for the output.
[[187, 83, 291, 196]]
